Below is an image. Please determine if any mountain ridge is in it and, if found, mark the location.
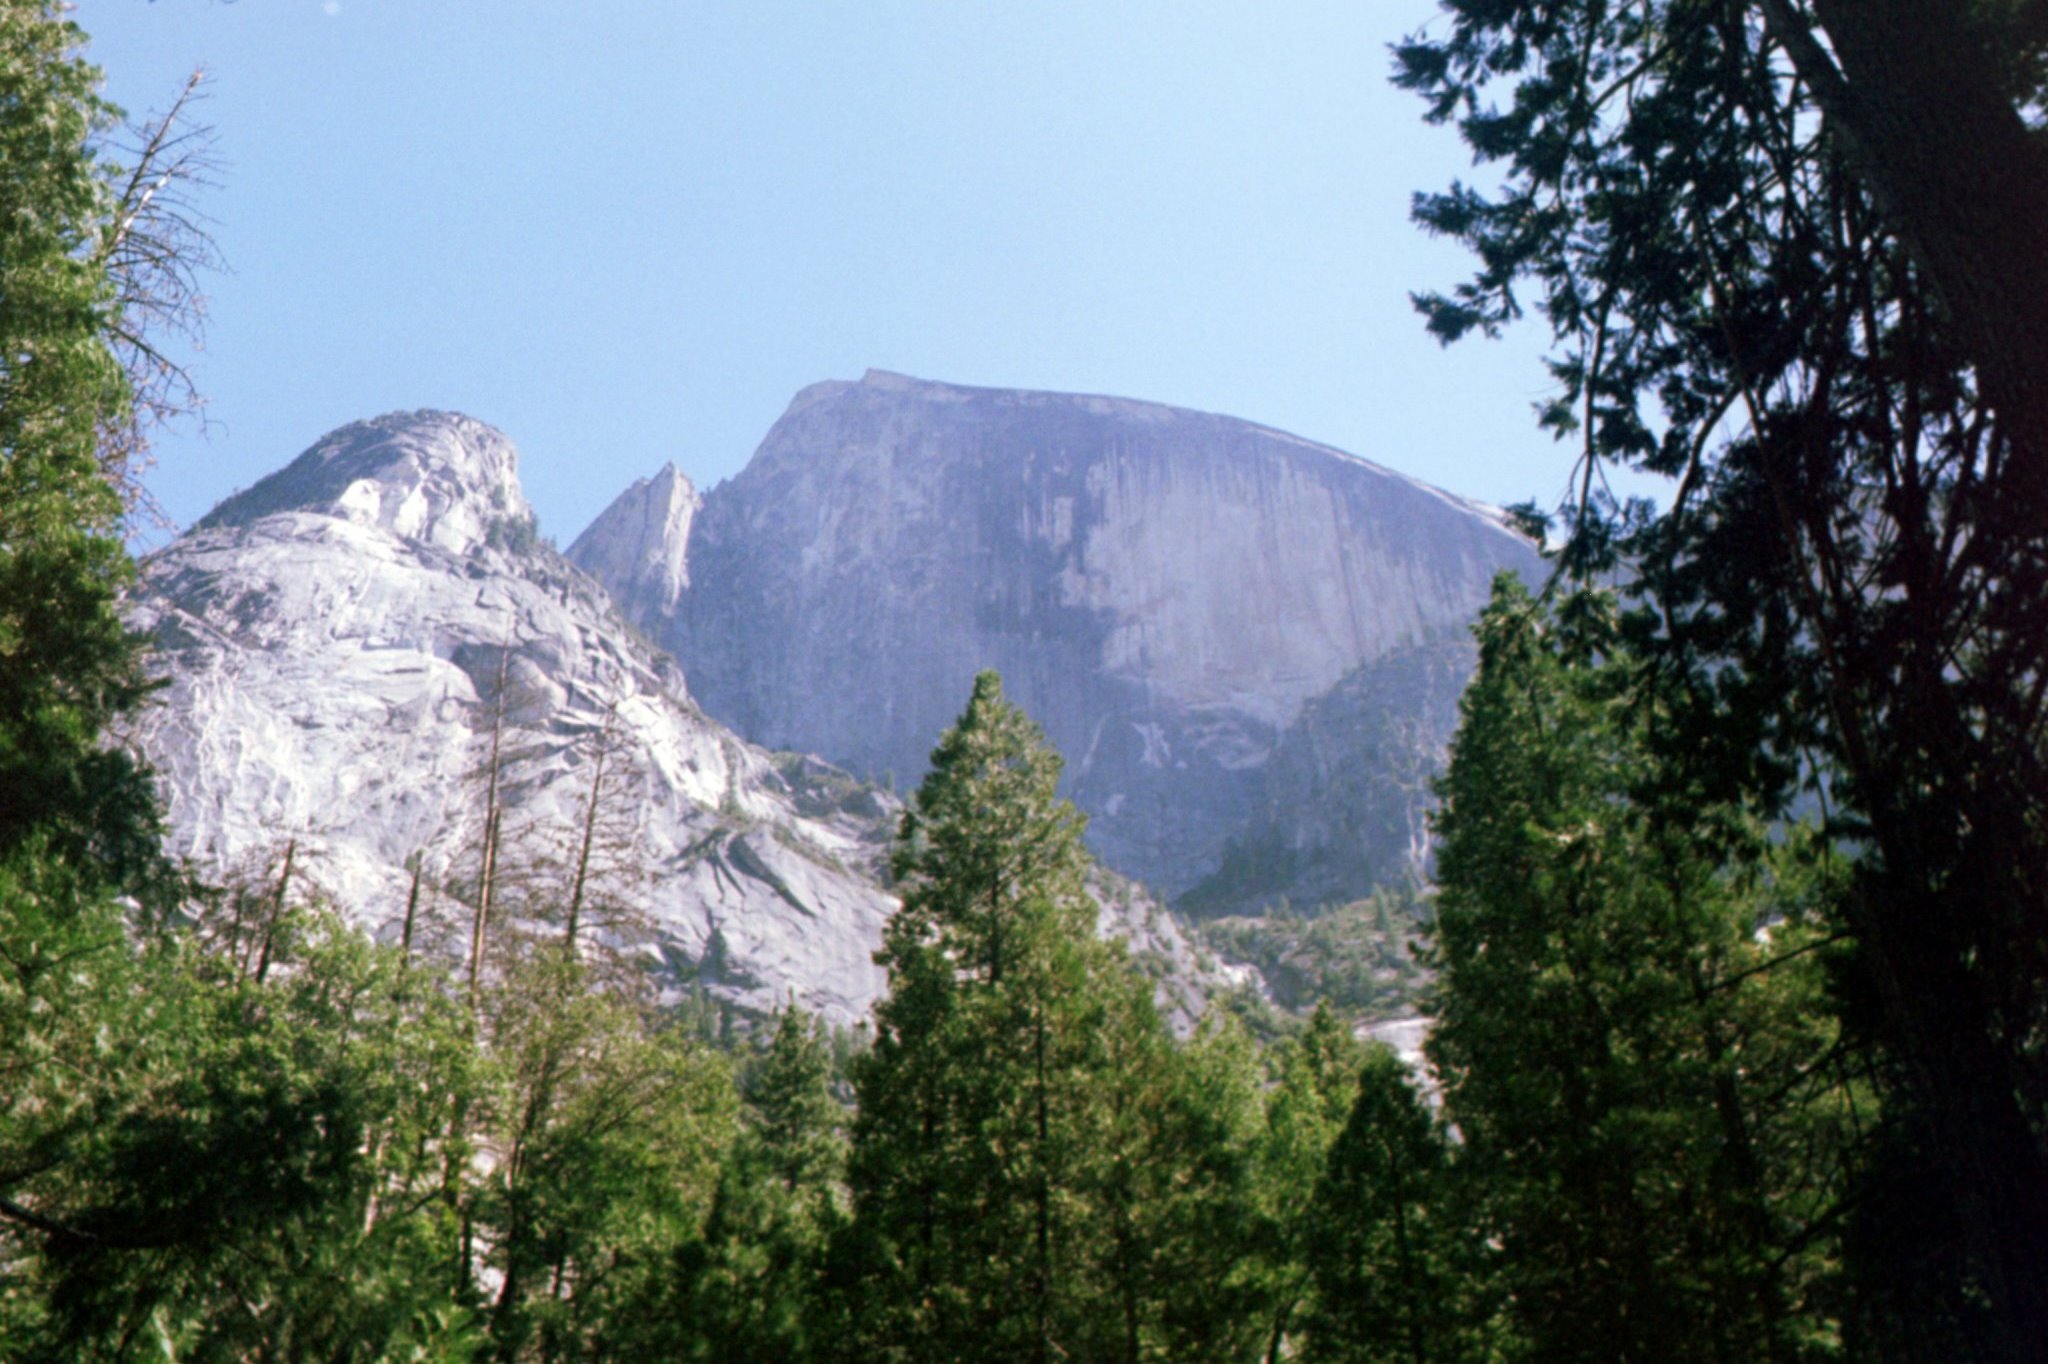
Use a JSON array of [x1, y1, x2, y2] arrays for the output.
[[571, 369, 1541, 907], [132, 408, 1228, 1026]]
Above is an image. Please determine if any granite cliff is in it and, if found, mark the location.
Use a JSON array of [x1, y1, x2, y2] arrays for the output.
[[133, 411, 1220, 1025], [572, 371, 1541, 907]]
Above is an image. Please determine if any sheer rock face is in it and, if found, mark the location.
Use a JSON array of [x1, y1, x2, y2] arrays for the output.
[[565, 462, 700, 621], [136, 412, 901, 1022], [133, 410, 1226, 1025], [570, 371, 1541, 901]]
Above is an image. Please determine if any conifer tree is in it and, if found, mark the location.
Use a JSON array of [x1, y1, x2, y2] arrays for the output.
[[1398, 6, 2048, 1351], [838, 670, 1184, 1364], [1424, 577, 1852, 1363], [744, 1006, 845, 1200], [476, 947, 737, 1362], [659, 1007, 847, 1363], [1301, 1048, 1481, 1364], [1107, 1008, 1268, 1363], [1253, 1003, 1371, 1362], [0, 7, 221, 1334], [0, 0, 165, 891]]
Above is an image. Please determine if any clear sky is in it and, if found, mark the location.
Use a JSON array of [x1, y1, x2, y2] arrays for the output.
[[79, 1, 1602, 547]]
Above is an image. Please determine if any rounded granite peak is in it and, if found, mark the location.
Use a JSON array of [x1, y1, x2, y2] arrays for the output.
[[585, 371, 1543, 898], [196, 409, 535, 557]]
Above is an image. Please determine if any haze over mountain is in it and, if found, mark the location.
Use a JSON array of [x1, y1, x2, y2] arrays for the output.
[[128, 373, 1538, 1028], [571, 370, 1542, 908], [130, 410, 1216, 1026]]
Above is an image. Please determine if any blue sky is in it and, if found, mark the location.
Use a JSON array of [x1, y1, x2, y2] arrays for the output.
[[79, 1, 1595, 546]]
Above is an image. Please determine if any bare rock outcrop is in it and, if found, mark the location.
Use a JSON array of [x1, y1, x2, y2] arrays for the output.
[[133, 409, 1231, 1024], [139, 413, 894, 1022], [571, 371, 1541, 904]]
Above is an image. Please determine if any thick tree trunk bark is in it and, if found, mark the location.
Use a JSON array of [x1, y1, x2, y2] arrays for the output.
[[1771, 0, 2048, 504], [1746, 11, 2048, 1359], [1855, 825, 2048, 1364]]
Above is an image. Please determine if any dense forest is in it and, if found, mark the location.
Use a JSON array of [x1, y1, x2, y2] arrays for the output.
[[4, 1, 2045, 1360]]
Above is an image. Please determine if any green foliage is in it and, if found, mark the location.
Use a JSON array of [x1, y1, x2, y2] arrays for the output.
[[1202, 884, 1429, 1017], [2, 893, 491, 1360], [741, 1006, 846, 1197], [17, 12, 2005, 1358], [835, 671, 1273, 1363], [475, 946, 738, 1361], [839, 670, 1112, 1359], [1423, 578, 1855, 1363], [484, 512, 540, 556], [1102, 1008, 1269, 1363], [0, 16, 1396, 1360], [1399, 3, 2048, 1354], [0, 0, 164, 898], [1248, 1003, 1372, 1361], [641, 1007, 847, 1363], [1301, 1048, 1486, 1364], [0, 866, 747, 1361]]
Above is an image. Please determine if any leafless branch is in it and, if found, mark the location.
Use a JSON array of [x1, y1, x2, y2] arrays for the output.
[[93, 68, 224, 532]]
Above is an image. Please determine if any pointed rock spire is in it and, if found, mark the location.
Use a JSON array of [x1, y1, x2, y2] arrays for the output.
[[566, 462, 700, 620]]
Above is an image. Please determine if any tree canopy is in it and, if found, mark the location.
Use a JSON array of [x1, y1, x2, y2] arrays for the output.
[[16, 2, 2047, 1357], [1398, 4, 2048, 1357], [1426, 577, 1854, 1362]]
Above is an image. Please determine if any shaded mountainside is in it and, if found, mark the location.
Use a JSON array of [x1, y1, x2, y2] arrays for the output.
[[572, 370, 1541, 911], [131, 411, 1229, 1026], [1179, 635, 1475, 916]]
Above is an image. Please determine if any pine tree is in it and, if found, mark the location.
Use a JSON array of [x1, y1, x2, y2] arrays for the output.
[[837, 670, 1184, 1364], [744, 1006, 845, 1199], [1423, 577, 1852, 1363], [0, 8, 221, 1340], [475, 948, 737, 1362], [1301, 1047, 1482, 1364], [658, 1006, 847, 1363], [1253, 1002, 1371, 1362], [1398, 6, 2048, 1352], [1108, 1008, 1268, 1363], [0, 0, 164, 890]]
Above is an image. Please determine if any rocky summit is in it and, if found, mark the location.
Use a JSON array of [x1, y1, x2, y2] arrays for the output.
[[133, 411, 1225, 1025], [134, 412, 894, 1022], [130, 374, 1536, 1024], [572, 371, 1542, 909]]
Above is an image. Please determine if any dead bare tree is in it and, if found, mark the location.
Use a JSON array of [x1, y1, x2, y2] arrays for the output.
[[467, 648, 512, 1015], [562, 697, 617, 953], [93, 69, 222, 531]]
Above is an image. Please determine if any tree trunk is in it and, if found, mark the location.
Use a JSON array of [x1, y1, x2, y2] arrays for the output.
[[468, 808, 500, 1009], [253, 838, 294, 985], [469, 649, 511, 1012], [1035, 998, 1053, 1364], [1851, 850, 2048, 1364], [400, 856, 422, 964], [1770, 0, 2048, 505], [564, 699, 616, 951]]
